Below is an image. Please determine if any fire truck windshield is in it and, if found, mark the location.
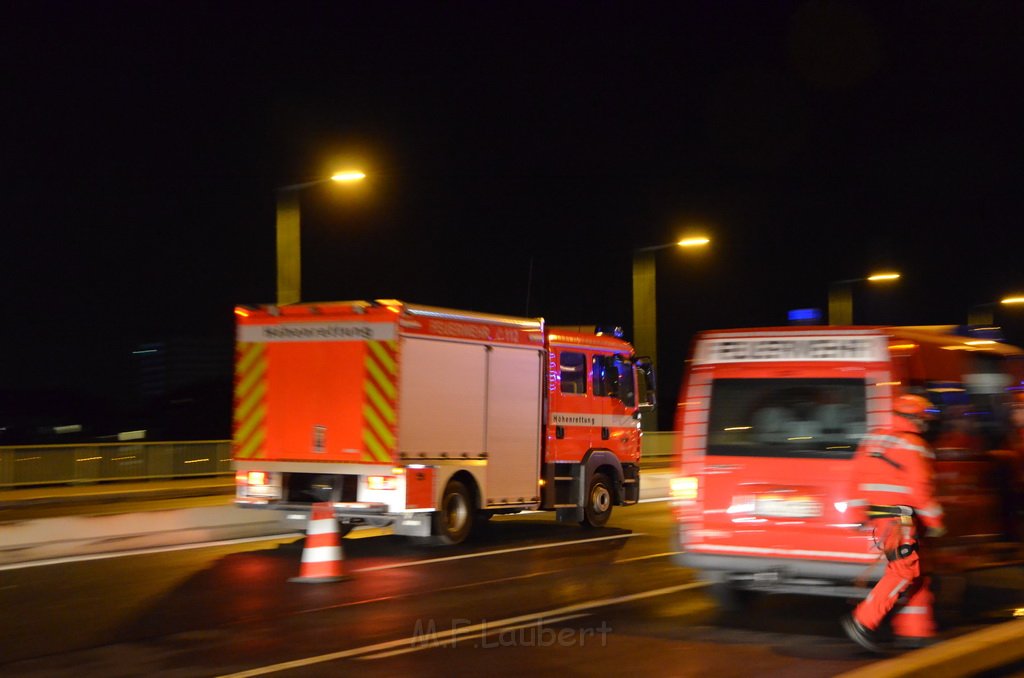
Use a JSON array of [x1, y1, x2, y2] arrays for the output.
[[706, 378, 868, 459]]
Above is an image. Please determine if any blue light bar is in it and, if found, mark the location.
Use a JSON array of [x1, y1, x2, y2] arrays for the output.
[[788, 308, 822, 323]]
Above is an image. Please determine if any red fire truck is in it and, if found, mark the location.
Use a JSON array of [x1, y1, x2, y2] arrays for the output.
[[233, 300, 655, 544], [671, 325, 1024, 605]]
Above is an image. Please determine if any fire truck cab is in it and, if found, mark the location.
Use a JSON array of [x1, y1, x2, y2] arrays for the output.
[[671, 325, 1024, 604]]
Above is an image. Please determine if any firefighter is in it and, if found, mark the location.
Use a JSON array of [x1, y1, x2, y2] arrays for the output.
[[1007, 392, 1024, 452], [841, 393, 946, 653], [993, 391, 1024, 539], [934, 404, 983, 454]]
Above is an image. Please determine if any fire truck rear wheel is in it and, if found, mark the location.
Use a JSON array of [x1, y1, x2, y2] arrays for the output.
[[433, 479, 474, 545], [580, 472, 613, 528]]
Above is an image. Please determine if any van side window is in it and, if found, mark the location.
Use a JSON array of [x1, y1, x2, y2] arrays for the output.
[[592, 355, 618, 398], [559, 352, 587, 395]]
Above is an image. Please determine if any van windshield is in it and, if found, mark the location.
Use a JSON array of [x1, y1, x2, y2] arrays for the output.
[[706, 378, 868, 459]]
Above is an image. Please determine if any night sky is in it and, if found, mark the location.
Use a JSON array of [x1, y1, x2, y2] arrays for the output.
[[4, 2, 1024, 435]]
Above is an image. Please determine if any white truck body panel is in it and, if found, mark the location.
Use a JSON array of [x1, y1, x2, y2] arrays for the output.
[[484, 345, 544, 505], [396, 337, 488, 457]]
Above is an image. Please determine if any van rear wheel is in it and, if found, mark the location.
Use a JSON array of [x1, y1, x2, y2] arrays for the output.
[[708, 581, 756, 614], [580, 472, 613, 528]]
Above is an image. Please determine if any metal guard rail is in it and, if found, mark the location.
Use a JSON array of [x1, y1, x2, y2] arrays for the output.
[[0, 432, 678, 489]]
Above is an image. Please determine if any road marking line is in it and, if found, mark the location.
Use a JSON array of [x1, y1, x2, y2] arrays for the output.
[[614, 551, 678, 564], [218, 580, 710, 676], [0, 533, 302, 571], [352, 532, 647, 573], [639, 496, 670, 504], [356, 613, 592, 660], [272, 544, 671, 622], [0, 500, 667, 572], [0, 531, 646, 573]]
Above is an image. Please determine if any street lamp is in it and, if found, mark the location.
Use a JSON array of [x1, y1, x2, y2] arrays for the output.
[[276, 171, 366, 306], [632, 236, 710, 429], [828, 271, 901, 326], [968, 295, 1024, 326]]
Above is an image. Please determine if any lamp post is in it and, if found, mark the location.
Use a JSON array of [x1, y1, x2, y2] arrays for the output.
[[828, 272, 900, 326], [631, 236, 710, 429], [968, 295, 1024, 326], [276, 171, 366, 306]]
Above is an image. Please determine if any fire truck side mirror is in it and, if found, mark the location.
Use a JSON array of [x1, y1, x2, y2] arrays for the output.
[[636, 357, 657, 410]]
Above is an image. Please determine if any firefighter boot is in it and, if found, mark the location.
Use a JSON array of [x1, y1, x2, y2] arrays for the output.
[[842, 614, 886, 654]]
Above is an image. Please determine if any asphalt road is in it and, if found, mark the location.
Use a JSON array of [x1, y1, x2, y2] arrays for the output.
[[2, 500, 1022, 677]]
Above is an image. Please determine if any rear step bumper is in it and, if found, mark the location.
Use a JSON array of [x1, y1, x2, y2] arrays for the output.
[[237, 500, 398, 528], [674, 551, 885, 597]]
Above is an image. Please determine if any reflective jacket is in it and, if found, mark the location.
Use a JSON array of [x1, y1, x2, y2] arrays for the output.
[[848, 415, 945, 530]]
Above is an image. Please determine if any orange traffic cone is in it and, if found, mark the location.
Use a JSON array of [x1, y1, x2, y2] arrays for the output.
[[289, 502, 351, 583]]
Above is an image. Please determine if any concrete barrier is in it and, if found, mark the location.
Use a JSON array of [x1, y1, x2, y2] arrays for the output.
[[0, 506, 294, 566]]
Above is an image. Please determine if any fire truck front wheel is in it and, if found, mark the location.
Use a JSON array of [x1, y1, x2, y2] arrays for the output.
[[580, 472, 613, 528], [433, 479, 474, 545]]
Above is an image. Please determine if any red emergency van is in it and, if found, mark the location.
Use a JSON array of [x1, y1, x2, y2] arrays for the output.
[[671, 325, 1024, 604]]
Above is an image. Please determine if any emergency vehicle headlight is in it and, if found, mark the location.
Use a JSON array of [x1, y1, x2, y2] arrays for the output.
[[368, 475, 398, 491], [670, 476, 698, 501]]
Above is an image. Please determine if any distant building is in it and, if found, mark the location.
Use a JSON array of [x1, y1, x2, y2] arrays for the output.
[[132, 337, 233, 402], [131, 337, 234, 439]]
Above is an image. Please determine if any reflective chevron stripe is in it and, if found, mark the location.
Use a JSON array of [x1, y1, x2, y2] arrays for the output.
[[361, 340, 398, 463], [233, 342, 268, 459]]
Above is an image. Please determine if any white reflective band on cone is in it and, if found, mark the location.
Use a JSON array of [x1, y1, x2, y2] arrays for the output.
[[302, 545, 342, 563], [307, 519, 337, 535]]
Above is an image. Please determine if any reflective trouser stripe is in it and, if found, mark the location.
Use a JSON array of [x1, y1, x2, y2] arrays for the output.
[[888, 578, 910, 599], [854, 539, 923, 631], [895, 606, 929, 615], [892, 578, 936, 638]]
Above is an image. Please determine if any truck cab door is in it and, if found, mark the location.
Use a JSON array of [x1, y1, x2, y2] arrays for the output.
[[636, 355, 657, 425], [547, 348, 595, 462], [593, 353, 641, 462]]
